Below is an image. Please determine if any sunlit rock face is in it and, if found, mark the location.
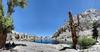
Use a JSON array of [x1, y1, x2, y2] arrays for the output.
[[7, 31, 38, 41], [52, 9, 100, 43]]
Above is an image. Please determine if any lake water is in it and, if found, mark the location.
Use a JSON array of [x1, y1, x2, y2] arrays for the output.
[[33, 39, 59, 44]]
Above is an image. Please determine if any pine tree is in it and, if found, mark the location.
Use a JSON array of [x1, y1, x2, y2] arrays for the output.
[[0, 0, 27, 48]]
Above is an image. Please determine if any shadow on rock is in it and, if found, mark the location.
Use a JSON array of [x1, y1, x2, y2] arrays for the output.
[[5, 42, 27, 50], [59, 47, 72, 51]]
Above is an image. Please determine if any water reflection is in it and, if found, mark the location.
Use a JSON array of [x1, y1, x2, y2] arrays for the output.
[[33, 39, 59, 44]]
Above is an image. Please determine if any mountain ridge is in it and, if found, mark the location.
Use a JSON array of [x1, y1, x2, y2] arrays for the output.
[[52, 9, 100, 42]]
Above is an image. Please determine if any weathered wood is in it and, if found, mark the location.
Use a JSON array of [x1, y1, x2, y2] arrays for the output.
[[68, 11, 77, 49], [92, 21, 98, 41]]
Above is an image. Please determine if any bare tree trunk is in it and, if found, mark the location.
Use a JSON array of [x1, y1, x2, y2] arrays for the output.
[[92, 22, 98, 41], [0, 0, 7, 49], [0, 31, 3, 48], [0, 31, 7, 48], [3, 31, 7, 48], [68, 11, 77, 49]]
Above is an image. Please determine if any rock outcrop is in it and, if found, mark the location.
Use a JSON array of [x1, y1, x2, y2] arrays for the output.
[[6, 31, 39, 41], [52, 9, 100, 44]]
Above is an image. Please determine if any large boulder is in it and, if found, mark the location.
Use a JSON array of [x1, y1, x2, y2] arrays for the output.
[[83, 45, 100, 52]]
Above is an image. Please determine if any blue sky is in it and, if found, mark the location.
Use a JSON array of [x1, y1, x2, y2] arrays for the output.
[[3, 0, 100, 36]]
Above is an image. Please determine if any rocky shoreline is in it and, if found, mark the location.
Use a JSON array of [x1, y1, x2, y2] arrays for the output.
[[0, 40, 96, 52]]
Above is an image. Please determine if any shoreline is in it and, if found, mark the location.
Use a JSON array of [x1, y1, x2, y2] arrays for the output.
[[4, 41, 76, 52], [1, 40, 100, 52]]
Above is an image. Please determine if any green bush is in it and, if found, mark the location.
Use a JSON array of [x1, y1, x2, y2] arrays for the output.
[[78, 36, 96, 49]]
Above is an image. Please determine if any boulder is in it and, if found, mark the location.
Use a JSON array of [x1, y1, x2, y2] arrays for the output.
[[83, 45, 100, 52]]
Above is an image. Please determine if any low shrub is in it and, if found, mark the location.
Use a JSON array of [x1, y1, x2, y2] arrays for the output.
[[78, 36, 96, 49]]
